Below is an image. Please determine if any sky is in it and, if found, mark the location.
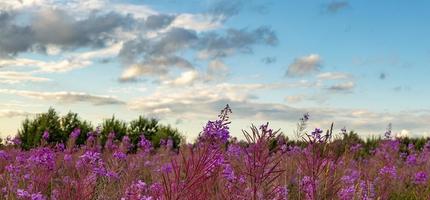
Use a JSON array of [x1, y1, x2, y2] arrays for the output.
[[0, 0, 429, 141]]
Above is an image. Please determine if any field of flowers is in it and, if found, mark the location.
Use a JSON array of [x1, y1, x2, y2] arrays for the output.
[[0, 105, 429, 200]]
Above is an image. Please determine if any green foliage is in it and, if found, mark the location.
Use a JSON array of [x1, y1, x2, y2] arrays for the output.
[[100, 115, 128, 145], [151, 125, 183, 149], [16, 108, 184, 150], [60, 111, 94, 145], [18, 108, 62, 150], [128, 116, 159, 147], [17, 108, 94, 150]]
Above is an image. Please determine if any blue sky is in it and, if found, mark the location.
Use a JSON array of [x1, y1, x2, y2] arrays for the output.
[[0, 0, 429, 140]]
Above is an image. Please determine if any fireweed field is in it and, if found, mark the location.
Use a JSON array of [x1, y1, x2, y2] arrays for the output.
[[0, 105, 429, 200]]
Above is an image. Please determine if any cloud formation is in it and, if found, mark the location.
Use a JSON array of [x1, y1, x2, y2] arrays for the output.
[[286, 54, 322, 77], [0, 71, 50, 84], [0, 0, 278, 85], [0, 89, 125, 106], [0, 109, 31, 118], [327, 81, 355, 92], [324, 1, 350, 14]]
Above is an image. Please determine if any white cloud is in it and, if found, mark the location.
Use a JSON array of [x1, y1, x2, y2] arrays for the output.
[[0, 109, 31, 118], [170, 13, 221, 32], [163, 70, 200, 86], [0, 89, 125, 106], [327, 81, 355, 92], [286, 54, 322, 77], [285, 95, 304, 104], [0, 43, 122, 73], [0, 71, 50, 84], [317, 72, 352, 80]]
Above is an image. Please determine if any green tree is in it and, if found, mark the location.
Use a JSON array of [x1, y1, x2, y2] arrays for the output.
[[18, 108, 62, 149], [152, 125, 183, 149], [60, 111, 94, 145], [128, 116, 159, 146], [100, 115, 128, 145]]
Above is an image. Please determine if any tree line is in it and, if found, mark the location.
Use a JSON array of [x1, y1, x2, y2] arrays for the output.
[[16, 108, 183, 150]]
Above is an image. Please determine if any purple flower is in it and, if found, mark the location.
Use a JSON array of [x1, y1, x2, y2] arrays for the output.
[[30, 192, 45, 200], [300, 176, 316, 200], [161, 163, 173, 173], [17, 189, 30, 198], [113, 151, 127, 160], [138, 135, 152, 153], [384, 123, 392, 139], [273, 186, 288, 199], [310, 128, 324, 142], [341, 170, 359, 185], [105, 132, 117, 150], [42, 130, 49, 141], [201, 120, 230, 143], [222, 163, 236, 182], [339, 185, 355, 200], [0, 150, 9, 160], [341, 127, 347, 135], [379, 166, 397, 178], [166, 139, 173, 149], [302, 113, 310, 121], [414, 171, 428, 185], [70, 128, 81, 139], [406, 154, 417, 165], [12, 136, 22, 145], [121, 135, 131, 151], [64, 154, 72, 162], [28, 148, 55, 170]]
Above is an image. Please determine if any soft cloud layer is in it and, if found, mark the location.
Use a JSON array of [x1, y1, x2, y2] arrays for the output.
[[0, 109, 31, 118], [286, 54, 322, 77], [0, 71, 50, 84], [0, 89, 125, 106]]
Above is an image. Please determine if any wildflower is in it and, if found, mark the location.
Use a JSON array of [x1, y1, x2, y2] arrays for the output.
[[113, 151, 127, 160], [28, 148, 55, 170], [0, 150, 9, 160], [273, 186, 288, 199], [414, 171, 428, 185], [138, 135, 152, 153], [105, 132, 117, 150], [379, 166, 397, 178], [341, 170, 359, 185], [201, 120, 230, 143], [121, 135, 131, 152], [358, 180, 375, 200], [300, 176, 316, 200], [17, 189, 30, 198], [226, 144, 242, 157], [200, 104, 231, 144], [166, 138, 173, 149], [64, 154, 72, 162], [11, 136, 22, 145], [42, 130, 49, 141], [310, 128, 324, 143], [350, 143, 362, 152], [302, 113, 310, 122], [384, 123, 392, 139], [406, 154, 417, 165], [30, 192, 45, 200], [161, 163, 173, 173], [341, 127, 347, 135], [70, 128, 81, 139], [339, 185, 355, 200], [222, 163, 236, 182], [55, 143, 65, 151]]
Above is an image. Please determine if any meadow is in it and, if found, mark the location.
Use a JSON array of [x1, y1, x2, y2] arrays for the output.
[[0, 105, 429, 200]]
